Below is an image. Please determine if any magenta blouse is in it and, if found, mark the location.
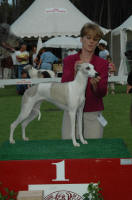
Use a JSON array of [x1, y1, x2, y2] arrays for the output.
[[61, 52, 108, 112]]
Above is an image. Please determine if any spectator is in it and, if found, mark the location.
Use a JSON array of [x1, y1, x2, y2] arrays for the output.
[[1, 56, 13, 79], [31, 45, 37, 67], [61, 23, 108, 139], [34, 47, 46, 68], [16, 44, 29, 78], [125, 40, 132, 94], [39, 48, 59, 70], [18, 70, 30, 95], [107, 55, 116, 94], [98, 43, 109, 60], [16, 44, 29, 93], [11, 48, 19, 78]]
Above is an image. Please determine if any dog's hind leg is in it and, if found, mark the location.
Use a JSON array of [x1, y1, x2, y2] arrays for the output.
[[77, 103, 88, 145], [9, 102, 36, 144], [21, 101, 42, 141], [69, 111, 80, 147]]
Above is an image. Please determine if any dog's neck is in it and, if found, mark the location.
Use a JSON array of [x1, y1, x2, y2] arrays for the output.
[[74, 70, 88, 88]]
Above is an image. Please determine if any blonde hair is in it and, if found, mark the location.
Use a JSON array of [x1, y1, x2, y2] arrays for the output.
[[80, 23, 103, 40]]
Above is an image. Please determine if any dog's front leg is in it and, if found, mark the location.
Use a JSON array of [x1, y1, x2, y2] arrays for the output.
[[77, 103, 88, 145], [69, 111, 80, 147]]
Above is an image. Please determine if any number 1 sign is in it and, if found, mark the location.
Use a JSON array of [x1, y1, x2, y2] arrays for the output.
[[52, 160, 69, 181]]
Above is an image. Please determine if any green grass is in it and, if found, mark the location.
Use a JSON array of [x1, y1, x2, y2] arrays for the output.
[[0, 86, 63, 142], [103, 85, 132, 154], [0, 84, 132, 155]]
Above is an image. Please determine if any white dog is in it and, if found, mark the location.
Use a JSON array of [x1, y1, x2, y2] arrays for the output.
[[24, 64, 55, 78], [10, 63, 98, 147]]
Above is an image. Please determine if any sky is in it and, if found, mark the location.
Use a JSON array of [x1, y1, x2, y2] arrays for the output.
[[8, 0, 12, 4]]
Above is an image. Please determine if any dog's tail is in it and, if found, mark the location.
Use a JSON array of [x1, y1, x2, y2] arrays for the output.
[[38, 111, 41, 120]]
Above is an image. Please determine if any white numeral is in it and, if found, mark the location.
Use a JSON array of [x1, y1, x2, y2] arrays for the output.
[[52, 160, 69, 181]]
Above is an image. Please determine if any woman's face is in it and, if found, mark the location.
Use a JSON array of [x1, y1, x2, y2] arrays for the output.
[[20, 44, 27, 52], [81, 30, 99, 53], [33, 46, 37, 52], [107, 58, 111, 63]]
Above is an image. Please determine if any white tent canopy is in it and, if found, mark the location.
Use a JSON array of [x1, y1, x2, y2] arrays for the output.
[[112, 15, 132, 36], [43, 36, 82, 49], [111, 15, 132, 80], [10, 0, 110, 38], [42, 36, 108, 49]]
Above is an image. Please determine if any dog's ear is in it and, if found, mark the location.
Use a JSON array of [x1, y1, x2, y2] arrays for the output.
[[76, 64, 81, 72], [38, 71, 43, 78]]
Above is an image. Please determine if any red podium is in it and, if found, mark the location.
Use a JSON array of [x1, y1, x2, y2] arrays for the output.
[[0, 139, 132, 199], [0, 158, 132, 199]]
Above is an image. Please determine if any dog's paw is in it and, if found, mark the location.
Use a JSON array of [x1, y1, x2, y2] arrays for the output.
[[82, 140, 88, 144], [73, 142, 80, 147], [23, 137, 29, 141], [9, 139, 15, 144]]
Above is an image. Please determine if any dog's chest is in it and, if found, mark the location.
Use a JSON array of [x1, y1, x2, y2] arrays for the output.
[[50, 83, 69, 105], [78, 94, 85, 106]]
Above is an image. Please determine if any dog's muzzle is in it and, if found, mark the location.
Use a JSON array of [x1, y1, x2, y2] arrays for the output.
[[95, 72, 99, 78]]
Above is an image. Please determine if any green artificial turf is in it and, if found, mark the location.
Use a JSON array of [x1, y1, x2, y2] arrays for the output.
[[0, 138, 131, 160]]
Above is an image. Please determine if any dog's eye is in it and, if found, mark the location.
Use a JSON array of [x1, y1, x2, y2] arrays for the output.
[[86, 66, 90, 70]]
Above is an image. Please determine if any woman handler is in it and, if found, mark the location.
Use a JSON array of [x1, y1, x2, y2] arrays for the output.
[[61, 23, 108, 139]]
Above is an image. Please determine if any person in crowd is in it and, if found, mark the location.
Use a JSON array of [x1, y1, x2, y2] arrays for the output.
[[125, 40, 132, 94], [34, 47, 46, 68], [61, 23, 108, 139], [39, 48, 59, 70], [16, 43, 29, 93], [18, 69, 30, 95], [98, 42, 109, 60], [1, 55, 13, 79], [16, 43, 29, 78], [107, 55, 116, 95], [31, 45, 37, 67], [11, 47, 19, 78], [127, 70, 132, 94]]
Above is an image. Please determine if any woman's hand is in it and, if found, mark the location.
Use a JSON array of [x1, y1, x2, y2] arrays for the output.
[[127, 84, 132, 94], [90, 76, 101, 91]]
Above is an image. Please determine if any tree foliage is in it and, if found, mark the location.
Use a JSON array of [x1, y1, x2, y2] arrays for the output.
[[0, 0, 35, 24], [70, 0, 132, 29]]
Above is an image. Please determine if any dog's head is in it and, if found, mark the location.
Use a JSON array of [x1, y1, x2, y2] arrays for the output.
[[76, 63, 99, 78], [24, 64, 34, 71], [0, 23, 21, 52]]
